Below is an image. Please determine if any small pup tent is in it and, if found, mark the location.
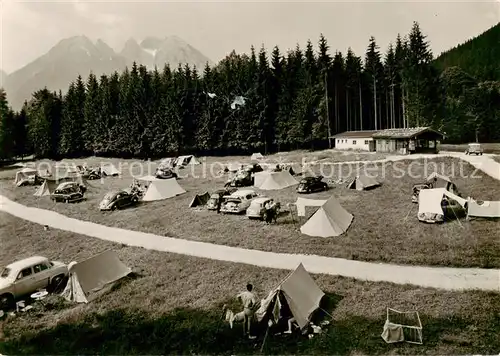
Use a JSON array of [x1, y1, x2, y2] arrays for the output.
[[466, 198, 500, 219], [251, 153, 264, 160], [254, 171, 299, 190], [175, 155, 201, 166], [255, 263, 325, 331], [417, 188, 467, 223], [137, 176, 186, 201], [300, 195, 353, 237], [381, 308, 423, 344], [347, 174, 381, 191], [101, 163, 120, 176], [61, 250, 132, 303], [189, 192, 210, 207], [14, 168, 37, 185], [295, 197, 328, 217]]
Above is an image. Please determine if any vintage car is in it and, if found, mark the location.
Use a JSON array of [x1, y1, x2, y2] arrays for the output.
[[246, 197, 280, 219], [297, 176, 328, 194], [50, 182, 85, 203], [225, 169, 254, 187], [244, 163, 264, 173], [0, 256, 68, 310], [16, 174, 44, 187], [79, 166, 101, 180], [465, 143, 483, 155], [155, 166, 178, 180], [206, 188, 238, 210], [220, 189, 259, 214], [99, 190, 139, 211], [411, 183, 432, 203]]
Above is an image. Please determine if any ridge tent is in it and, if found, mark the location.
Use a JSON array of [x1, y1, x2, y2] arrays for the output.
[[254, 171, 299, 190], [159, 157, 176, 168], [101, 163, 120, 176], [300, 195, 353, 237], [295, 197, 328, 217], [137, 176, 186, 201], [417, 188, 467, 223], [347, 174, 381, 191], [61, 250, 131, 303], [251, 153, 264, 160], [175, 155, 201, 166], [189, 192, 210, 207], [255, 263, 325, 331], [426, 172, 458, 193], [466, 197, 500, 219], [14, 168, 37, 185]]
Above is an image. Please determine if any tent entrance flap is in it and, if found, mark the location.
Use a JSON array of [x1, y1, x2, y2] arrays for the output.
[[255, 263, 324, 331]]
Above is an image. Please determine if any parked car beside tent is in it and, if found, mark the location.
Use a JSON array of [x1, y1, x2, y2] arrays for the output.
[[297, 176, 328, 193], [225, 169, 254, 187], [220, 189, 259, 214], [99, 190, 139, 211], [246, 197, 280, 220], [206, 188, 237, 210], [51, 182, 85, 203], [155, 166, 177, 179], [0, 256, 68, 310]]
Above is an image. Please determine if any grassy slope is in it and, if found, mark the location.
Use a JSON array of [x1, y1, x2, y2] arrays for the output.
[[1, 154, 499, 268], [0, 212, 499, 355]]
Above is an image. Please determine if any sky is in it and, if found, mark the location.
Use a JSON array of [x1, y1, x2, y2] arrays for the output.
[[1, 0, 499, 74]]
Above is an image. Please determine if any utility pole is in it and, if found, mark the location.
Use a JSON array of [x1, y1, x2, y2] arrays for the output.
[[325, 71, 332, 148]]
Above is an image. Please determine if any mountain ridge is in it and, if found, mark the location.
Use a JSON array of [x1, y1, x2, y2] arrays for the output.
[[4, 35, 213, 110]]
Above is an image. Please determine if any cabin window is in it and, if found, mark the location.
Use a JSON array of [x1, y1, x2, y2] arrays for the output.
[[364, 140, 369, 145], [337, 139, 341, 144], [352, 140, 357, 144]]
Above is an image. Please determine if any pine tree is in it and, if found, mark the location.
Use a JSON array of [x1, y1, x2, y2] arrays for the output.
[[0, 89, 15, 159], [365, 36, 383, 130], [83, 72, 100, 154]]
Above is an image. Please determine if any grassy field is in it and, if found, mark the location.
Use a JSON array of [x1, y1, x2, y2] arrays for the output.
[[441, 143, 500, 154], [1, 154, 500, 268], [1, 212, 499, 355]]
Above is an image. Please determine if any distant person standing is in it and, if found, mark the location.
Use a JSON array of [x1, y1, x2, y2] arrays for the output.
[[216, 196, 222, 214]]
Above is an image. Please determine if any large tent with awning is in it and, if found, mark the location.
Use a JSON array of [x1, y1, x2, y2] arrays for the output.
[[254, 171, 299, 190], [255, 263, 325, 331], [417, 188, 467, 223], [14, 168, 37, 185]]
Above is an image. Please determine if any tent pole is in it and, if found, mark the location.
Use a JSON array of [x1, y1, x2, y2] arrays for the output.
[[260, 324, 270, 353], [404, 203, 414, 221]]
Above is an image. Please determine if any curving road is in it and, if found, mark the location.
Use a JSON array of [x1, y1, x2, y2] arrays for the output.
[[1, 195, 499, 292], [2, 151, 499, 292]]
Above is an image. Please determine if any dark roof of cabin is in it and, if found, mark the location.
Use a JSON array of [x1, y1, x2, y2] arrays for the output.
[[372, 127, 444, 139], [331, 130, 379, 139]]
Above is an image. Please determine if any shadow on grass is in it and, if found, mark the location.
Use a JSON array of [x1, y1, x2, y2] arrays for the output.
[[2, 292, 498, 355]]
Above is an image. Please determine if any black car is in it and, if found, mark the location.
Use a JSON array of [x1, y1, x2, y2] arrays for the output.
[[297, 176, 328, 194], [155, 167, 178, 179], [51, 182, 85, 203], [80, 166, 101, 180], [244, 163, 263, 173], [225, 169, 253, 187], [99, 190, 139, 211]]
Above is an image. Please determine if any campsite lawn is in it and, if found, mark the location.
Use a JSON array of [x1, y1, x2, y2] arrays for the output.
[[1, 212, 499, 355], [1, 154, 500, 268]]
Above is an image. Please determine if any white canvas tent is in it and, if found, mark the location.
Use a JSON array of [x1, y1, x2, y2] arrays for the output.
[[137, 176, 186, 201], [33, 177, 76, 196], [61, 250, 131, 303], [251, 153, 264, 160], [295, 197, 328, 217], [255, 263, 325, 331], [101, 163, 120, 176], [418, 188, 467, 216], [347, 174, 381, 191], [466, 198, 500, 219], [426, 172, 458, 193], [159, 157, 176, 168], [14, 168, 37, 185], [175, 155, 201, 166], [300, 195, 353, 237], [254, 171, 299, 190]]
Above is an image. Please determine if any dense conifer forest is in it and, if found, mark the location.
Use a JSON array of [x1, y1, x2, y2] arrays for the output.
[[1, 22, 499, 160]]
